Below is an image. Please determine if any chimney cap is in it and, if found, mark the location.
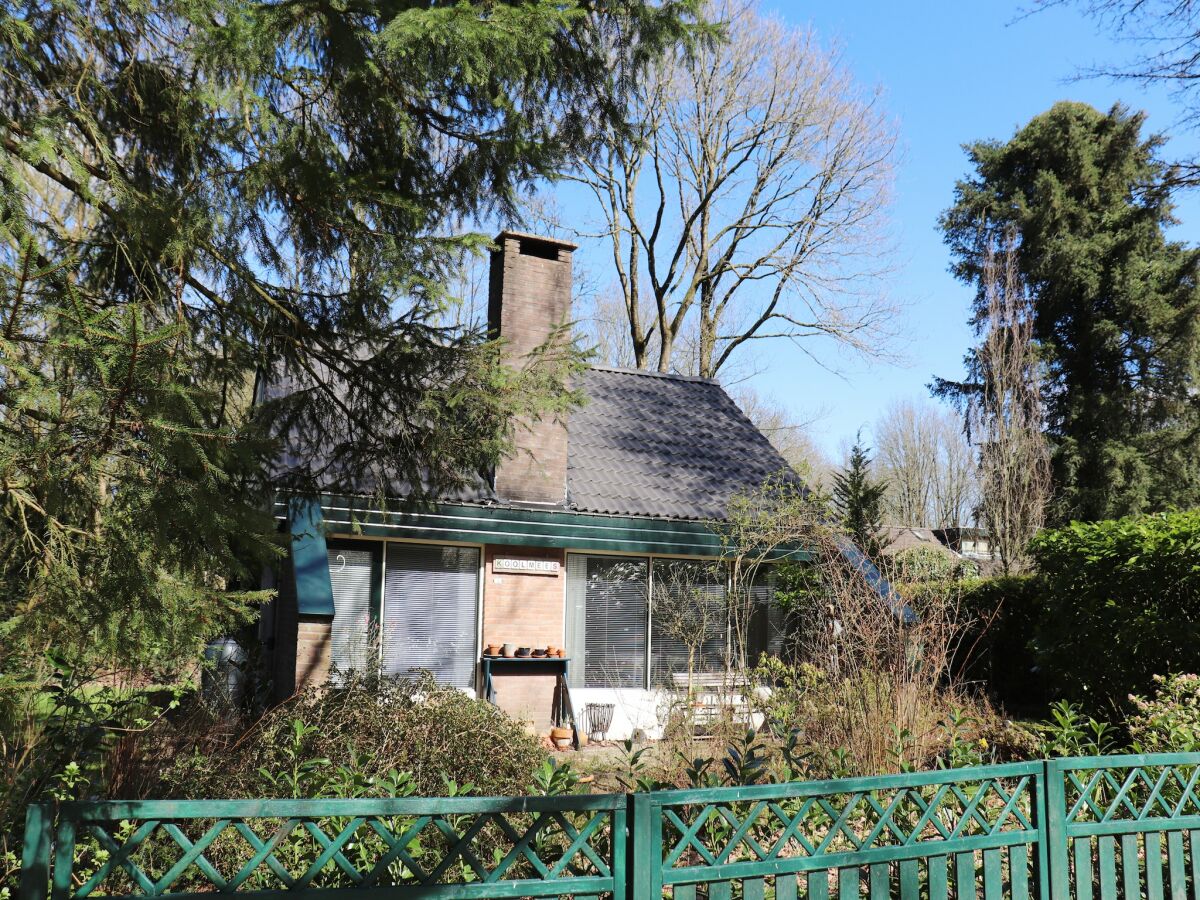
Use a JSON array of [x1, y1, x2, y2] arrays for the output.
[[493, 230, 578, 252]]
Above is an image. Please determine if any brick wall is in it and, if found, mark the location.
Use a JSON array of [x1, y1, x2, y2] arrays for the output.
[[482, 544, 566, 732], [269, 545, 333, 698], [295, 616, 332, 691], [489, 232, 575, 505]]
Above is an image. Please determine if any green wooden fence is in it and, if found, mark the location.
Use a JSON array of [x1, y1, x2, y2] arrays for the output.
[[19, 754, 1200, 900]]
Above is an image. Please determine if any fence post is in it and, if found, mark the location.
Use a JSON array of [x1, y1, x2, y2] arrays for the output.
[[18, 804, 52, 900], [1042, 759, 1071, 900], [612, 797, 628, 900], [627, 793, 658, 900]]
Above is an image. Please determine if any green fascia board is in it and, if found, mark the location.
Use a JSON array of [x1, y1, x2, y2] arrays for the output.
[[274, 493, 812, 560], [288, 497, 335, 616]]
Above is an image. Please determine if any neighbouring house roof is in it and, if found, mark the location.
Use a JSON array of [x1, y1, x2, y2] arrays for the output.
[[566, 367, 798, 521], [879, 525, 960, 557]]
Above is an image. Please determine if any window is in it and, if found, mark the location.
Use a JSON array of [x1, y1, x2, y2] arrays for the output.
[[328, 544, 378, 679], [566, 555, 648, 688], [745, 566, 786, 664], [650, 560, 728, 687], [325, 540, 480, 690], [381, 543, 480, 689]]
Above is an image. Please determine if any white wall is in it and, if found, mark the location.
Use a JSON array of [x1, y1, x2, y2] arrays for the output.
[[570, 688, 673, 741]]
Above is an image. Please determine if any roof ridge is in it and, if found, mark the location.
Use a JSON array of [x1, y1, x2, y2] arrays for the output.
[[587, 364, 718, 384]]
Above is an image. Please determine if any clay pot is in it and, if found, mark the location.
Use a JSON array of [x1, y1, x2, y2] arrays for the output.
[[553, 737, 572, 751], [484, 644, 500, 657], [515, 646, 532, 658], [549, 726, 572, 747], [502, 643, 516, 658], [545, 645, 557, 656], [531, 648, 547, 658], [556, 648, 566, 658]]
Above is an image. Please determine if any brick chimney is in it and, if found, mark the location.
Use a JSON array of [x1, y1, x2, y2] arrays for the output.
[[489, 231, 576, 506]]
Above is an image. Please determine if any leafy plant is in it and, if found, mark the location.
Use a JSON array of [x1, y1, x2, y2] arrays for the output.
[[615, 739, 659, 793], [1129, 674, 1200, 752], [722, 730, 771, 785], [1032, 701, 1121, 757]]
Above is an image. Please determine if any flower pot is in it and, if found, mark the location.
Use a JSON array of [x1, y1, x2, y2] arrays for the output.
[[515, 646, 532, 658], [484, 644, 500, 657], [502, 643, 516, 658], [549, 726, 572, 742]]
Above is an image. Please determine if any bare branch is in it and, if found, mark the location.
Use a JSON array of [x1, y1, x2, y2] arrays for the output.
[[569, 0, 901, 378]]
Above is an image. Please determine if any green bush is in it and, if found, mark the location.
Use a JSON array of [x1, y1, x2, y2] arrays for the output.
[[889, 547, 976, 583], [1129, 673, 1200, 752], [158, 671, 546, 799], [955, 575, 1046, 712], [901, 575, 1046, 713], [1031, 510, 1200, 713]]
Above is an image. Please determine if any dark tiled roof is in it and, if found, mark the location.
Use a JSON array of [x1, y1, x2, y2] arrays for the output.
[[264, 362, 797, 520], [566, 367, 797, 520]]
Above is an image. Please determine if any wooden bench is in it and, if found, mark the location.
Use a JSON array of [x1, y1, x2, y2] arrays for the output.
[[670, 672, 764, 732]]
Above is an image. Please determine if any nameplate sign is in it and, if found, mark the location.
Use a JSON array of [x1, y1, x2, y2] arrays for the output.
[[493, 557, 561, 576]]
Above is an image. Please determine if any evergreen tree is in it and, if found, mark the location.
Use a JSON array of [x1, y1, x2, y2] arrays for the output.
[[940, 102, 1200, 522], [831, 440, 888, 559], [0, 0, 700, 675]]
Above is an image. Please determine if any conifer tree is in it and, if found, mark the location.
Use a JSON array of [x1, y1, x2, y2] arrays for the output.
[[831, 440, 888, 560], [0, 0, 700, 673], [940, 102, 1200, 522]]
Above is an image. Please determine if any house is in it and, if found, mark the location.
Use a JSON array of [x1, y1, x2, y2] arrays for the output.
[[878, 525, 959, 560], [259, 231, 812, 741], [879, 524, 1002, 578], [933, 527, 996, 561]]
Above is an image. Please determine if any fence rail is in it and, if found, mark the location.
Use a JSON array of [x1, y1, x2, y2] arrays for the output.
[[20, 753, 1200, 900]]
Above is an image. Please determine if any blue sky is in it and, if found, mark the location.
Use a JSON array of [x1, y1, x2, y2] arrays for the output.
[[554, 0, 1200, 457], [757, 0, 1200, 455]]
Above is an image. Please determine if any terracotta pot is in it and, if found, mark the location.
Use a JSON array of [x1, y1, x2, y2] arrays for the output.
[[484, 644, 500, 657], [549, 726, 572, 742], [556, 648, 566, 658], [553, 737, 572, 751]]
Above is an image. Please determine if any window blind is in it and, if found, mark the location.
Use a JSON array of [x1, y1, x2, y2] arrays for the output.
[[746, 566, 786, 664], [566, 555, 648, 689], [380, 543, 479, 689], [650, 560, 729, 687], [328, 546, 376, 680]]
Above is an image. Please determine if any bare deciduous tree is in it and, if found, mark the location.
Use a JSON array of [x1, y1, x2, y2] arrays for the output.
[[934, 232, 1051, 574], [874, 399, 977, 529], [570, 0, 900, 378]]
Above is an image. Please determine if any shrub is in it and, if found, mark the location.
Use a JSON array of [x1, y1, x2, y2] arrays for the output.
[[956, 575, 1046, 712], [156, 671, 546, 799], [743, 539, 1008, 776], [1031, 510, 1200, 712], [1129, 674, 1200, 752], [888, 546, 973, 583]]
